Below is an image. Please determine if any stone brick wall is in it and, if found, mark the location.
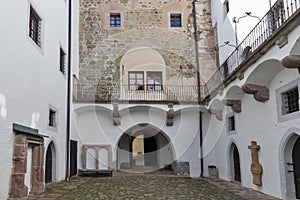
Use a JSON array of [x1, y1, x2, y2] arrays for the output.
[[79, 0, 216, 88]]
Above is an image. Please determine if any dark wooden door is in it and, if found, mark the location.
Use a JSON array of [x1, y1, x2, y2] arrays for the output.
[[45, 147, 52, 183], [70, 140, 78, 177], [233, 145, 241, 182], [292, 137, 300, 198], [144, 137, 157, 166]]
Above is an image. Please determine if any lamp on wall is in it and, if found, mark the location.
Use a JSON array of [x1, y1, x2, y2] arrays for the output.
[[233, 12, 261, 46]]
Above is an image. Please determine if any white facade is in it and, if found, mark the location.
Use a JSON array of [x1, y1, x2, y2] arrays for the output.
[[0, 0, 71, 198], [73, 103, 203, 177], [211, 0, 278, 63], [1, 0, 299, 199], [206, 0, 300, 199]]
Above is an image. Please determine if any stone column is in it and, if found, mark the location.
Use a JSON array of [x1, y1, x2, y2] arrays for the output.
[[9, 134, 28, 198]]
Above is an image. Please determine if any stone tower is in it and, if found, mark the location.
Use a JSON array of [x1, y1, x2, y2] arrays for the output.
[[78, 0, 217, 90]]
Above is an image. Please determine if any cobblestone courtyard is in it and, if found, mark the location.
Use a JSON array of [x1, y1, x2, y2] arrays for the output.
[[28, 172, 278, 200]]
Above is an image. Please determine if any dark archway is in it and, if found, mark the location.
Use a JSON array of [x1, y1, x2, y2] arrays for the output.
[[144, 136, 158, 166], [230, 143, 241, 182], [45, 145, 53, 183], [117, 123, 175, 173], [292, 137, 300, 198]]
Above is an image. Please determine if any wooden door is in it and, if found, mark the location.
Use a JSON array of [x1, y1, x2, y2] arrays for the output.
[[233, 145, 241, 182], [70, 140, 78, 176], [45, 147, 52, 183]]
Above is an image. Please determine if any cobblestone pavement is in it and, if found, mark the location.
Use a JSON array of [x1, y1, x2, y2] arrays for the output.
[[28, 172, 278, 200]]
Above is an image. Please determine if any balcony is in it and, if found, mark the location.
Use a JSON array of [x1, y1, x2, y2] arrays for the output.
[[73, 84, 206, 104], [205, 0, 300, 99]]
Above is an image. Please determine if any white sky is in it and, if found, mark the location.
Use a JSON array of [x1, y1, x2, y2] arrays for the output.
[[227, 0, 278, 41]]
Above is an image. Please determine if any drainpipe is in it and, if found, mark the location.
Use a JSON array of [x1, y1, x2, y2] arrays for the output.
[[65, 0, 72, 181], [192, 0, 204, 178]]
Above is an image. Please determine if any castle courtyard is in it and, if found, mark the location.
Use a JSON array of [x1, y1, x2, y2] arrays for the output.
[[28, 173, 277, 200]]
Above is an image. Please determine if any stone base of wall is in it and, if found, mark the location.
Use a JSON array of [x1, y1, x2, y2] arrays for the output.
[[172, 161, 190, 176]]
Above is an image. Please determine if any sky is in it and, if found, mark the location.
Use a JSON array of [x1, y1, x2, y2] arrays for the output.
[[227, 0, 278, 41]]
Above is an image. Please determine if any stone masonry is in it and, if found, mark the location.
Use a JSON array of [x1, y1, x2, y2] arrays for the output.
[[79, 0, 217, 88]]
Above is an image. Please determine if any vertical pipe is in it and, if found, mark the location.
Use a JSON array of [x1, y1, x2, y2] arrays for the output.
[[192, 0, 204, 178], [65, 0, 72, 181]]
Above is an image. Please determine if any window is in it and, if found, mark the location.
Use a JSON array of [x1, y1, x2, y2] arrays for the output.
[[226, 113, 237, 135], [228, 115, 235, 132], [29, 6, 42, 47], [276, 78, 300, 122], [59, 48, 66, 75], [129, 72, 144, 90], [110, 13, 121, 27], [48, 109, 57, 128], [281, 86, 299, 115], [170, 13, 182, 28], [224, 0, 229, 14], [147, 72, 162, 91]]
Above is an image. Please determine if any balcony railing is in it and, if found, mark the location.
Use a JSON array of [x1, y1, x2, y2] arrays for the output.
[[205, 0, 300, 97], [73, 84, 205, 103]]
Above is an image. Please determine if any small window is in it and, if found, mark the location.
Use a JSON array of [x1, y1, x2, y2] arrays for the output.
[[276, 78, 300, 122], [228, 115, 235, 132], [29, 6, 42, 47], [281, 86, 299, 115], [48, 109, 57, 128], [170, 13, 182, 28], [60, 48, 66, 75], [129, 72, 144, 91], [147, 72, 162, 91], [110, 13, 121, 27], [224, 0, 230, 13]]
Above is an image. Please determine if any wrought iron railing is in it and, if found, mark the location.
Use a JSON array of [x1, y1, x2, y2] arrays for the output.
[[73, 84, 205, 103], [205, 0, 300, 97]]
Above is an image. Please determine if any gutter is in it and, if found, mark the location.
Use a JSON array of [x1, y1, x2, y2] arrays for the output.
[[192, 0, 204, 178], [65, 0, 72, 181]]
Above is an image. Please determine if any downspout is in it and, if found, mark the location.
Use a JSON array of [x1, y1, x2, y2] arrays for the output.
[[192, 0, 204, 178], [65, 0, 72, 181]]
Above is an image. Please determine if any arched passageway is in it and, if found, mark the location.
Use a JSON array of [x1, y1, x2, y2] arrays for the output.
[[230, 143, 241, 182], [117, 124, 175, 173], [45, 142, 56, 184]]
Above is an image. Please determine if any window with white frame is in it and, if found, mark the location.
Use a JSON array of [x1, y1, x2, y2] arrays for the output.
[[59, 47, 66, 75], [281, 86, 299, 115], [49, 109, 57, 127], [48, 106, 58, 131], [110, 13, 121, 27], [226, 113, 237, 135], [129, 72, 144, 91], [147, 72, 162, 91], [29, 6, 42, 47], [170, 13, 182, 28], [276, 78, 300, 122], [224, 0, 229, 14]]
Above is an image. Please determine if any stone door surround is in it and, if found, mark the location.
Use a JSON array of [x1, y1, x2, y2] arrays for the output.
[[9, 123, 45, 199]]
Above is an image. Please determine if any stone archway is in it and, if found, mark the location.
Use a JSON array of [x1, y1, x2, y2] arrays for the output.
[[229, 143, 241, 182], [281, 131, 300, 199], [117, 123, 175, 173], [45, 142, 56, 184]]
